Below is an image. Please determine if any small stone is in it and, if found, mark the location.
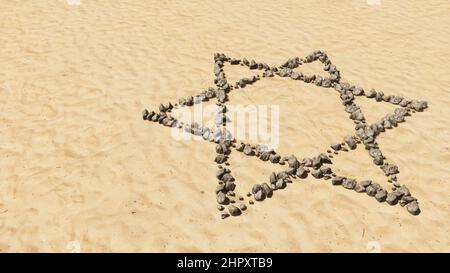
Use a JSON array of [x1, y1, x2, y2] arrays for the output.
[[275, 179, 286, 189], [382, 164, 399, 175], [239, 204, 247, 211], [366, 185, 377, 196], [409, 100, 427, 112], [344, 135, 357, 150], [261, 183, 273, 197], [360, 180, 372, 187], [221, 212, 230, 219], [216, 192, 228, 204], [246, 192, 252, 197], [228, 205, 241, 216], [243, 144, 253, 156], [342, 178, 357, 189], [217, 205, 224, 211], [142, 109, 149, 120], [319, 153, 332, 164], [354, 183, 366, 193], [311, 169, 323, 179], [375, 190, 387, 202], [332, 176, 345, 186], [236, 142, 245, 152], [386, 192, 401, 205], [214, 154, 227, 164], [254, 189, 266, 201], [406, 201, 420, 215], [296, 167, 308, 178], [331, 143, 341, 151], [252, 184, 262, 194], [269, 154, 281, 163]]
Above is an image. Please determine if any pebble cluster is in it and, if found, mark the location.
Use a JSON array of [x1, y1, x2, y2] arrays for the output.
[[143, 51, 428, 218]]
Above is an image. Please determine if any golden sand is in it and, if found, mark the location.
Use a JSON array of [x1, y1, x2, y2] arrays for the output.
[[0, 0, 449, 252]]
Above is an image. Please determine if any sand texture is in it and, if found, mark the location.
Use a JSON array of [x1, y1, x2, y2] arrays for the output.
[[0, 0, 449, 252]]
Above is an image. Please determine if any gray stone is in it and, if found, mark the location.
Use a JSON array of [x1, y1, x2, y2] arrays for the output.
[[236, 142, 245, 152], [261, 183, 273, 197], [344, 135, 357, 150], [270, 172, 277, 184], [217, 192, 228, 204], [296, 167, 308, 178], [409, 100, 428, 112], [228, 205, 241, 216], [382, 164, 399, 175], [331, 143, 342, 151], [239, 204, 247, 211], [275, 179, 286, 189], [406, 201, 420, 215], [214, 154, 227, 164], [254, 189, 266, 201], [386, 192, 401, 205], [252, 184, 262, 194], [332, 176, 345, 186], [225, 182, 236, 192], [354, 183, 366, 193], [269, 154, 281, 163], [319, 153, 332, 164], [243, 144, 253, 156], [311, 169, 323, 179], [342, 179, 357, 189], [375, 190, 387, 202], [366, 185, 377, 196], [287, 155, 300, 169], [221, 212, 230, 219]]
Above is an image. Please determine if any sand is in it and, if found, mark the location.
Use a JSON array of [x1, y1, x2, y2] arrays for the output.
[[0, 0, 449, 252]]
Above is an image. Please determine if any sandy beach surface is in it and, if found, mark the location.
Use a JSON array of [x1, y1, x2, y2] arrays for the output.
[[0, 0, 449, 252]]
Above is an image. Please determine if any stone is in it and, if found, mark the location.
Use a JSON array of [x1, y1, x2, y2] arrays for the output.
[[406, 201, 420, 215], [254, 189, 266, 201], [382, 164, 399, 175], [221, 212, 230, 219], [239, 204, 247, 211], [249, 200, 254, 205], [365, 88, 376, 98], [214, 154, 227, 164], [375, 190, 387, 202], [236, 142, 245, 152], [311, 169, 323, 179], [296, 167, 308, 178], [331, 143, 341, 151], [365, 185, 377, 196], [386, 192, 401, 205], [215, 184, 225, 194], [354, 183, 366, 193], [287, 155, 300, 169], [344, 135, 357, 150], [275, 179, 286, 189], [225, 181, 236, 192], [320, 166, 332, 175], [243, 144, 253, 156], [396, 185, 411, 197], [319, 153, 332, 164], [217, 192, 228, 204], [261, 183, 273, 197], [342, 178, 357, 189], [228, 205, 241, 216], [142, 109, 149, 120], [252, 184, 262, 194], [409, 100, 428, 112], [269, 154, 281, 163], [332, 176, 345, 186], [217, 205, 224, 211], [269, 172, 277, 184]]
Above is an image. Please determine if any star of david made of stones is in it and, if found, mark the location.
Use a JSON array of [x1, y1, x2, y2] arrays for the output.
[[142, 51, 428, 218]]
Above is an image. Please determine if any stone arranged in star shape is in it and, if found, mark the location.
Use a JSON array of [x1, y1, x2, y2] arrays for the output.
[[142, 51, 428, 218]]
